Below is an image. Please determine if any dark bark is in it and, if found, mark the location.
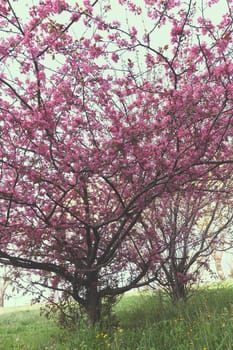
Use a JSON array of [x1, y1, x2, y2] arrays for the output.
[[171, 282, 187, 303], [85, 271, 101, 327]]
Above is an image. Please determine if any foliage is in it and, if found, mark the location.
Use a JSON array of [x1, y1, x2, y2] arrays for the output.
[[40, 294, 119, 329], [0, 0, 232, 325], [40, 297, 84, 329]]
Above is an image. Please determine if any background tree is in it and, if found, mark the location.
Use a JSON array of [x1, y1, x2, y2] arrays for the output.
[[0, 0, 232, 325], [0, 266, 11, 307], [0, 265, 20, 307], [212, 240, 226, 280], [143, 182, 233, 302]]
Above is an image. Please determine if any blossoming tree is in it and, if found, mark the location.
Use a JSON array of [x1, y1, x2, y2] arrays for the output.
[[0, 0, 232, 325]]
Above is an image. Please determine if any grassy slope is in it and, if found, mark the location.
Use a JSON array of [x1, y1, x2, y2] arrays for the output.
[[0, 305, 60, 350], [0, 281, 233, 349]]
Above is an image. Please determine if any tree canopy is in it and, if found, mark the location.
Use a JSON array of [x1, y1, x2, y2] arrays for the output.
[[0, 0, 232, 325]]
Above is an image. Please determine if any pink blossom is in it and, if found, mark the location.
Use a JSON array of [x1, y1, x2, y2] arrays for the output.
[[111, 52, 119, 62]]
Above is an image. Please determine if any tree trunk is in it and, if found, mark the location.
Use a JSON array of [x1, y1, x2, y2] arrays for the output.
[[0, 284, 7, 307], [86, 272, 101, 327], [212, 236, 225, 280], [171, 281, 186, 303], [213, 250, 225, 280], [0, 293, 4, 307]]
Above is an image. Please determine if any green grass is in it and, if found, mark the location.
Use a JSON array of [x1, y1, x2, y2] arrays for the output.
[[0, 281, 233, 349]]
